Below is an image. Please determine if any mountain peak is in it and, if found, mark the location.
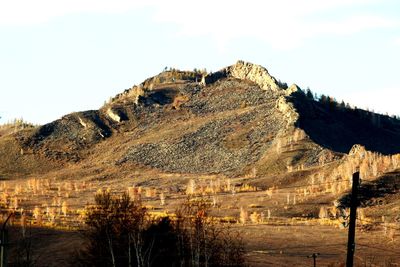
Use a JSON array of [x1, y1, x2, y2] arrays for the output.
[[228, 60, 281, 91], [201, 60, 294, 93]]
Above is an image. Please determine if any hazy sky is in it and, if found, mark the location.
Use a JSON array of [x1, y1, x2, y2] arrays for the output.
[[1, 0, 399, 124]]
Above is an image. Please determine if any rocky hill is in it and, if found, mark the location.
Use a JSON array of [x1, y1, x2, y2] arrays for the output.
[[0, 62, 399, 203]]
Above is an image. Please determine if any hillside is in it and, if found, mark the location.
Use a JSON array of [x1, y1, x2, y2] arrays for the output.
[[5, 61, 400, 186], [1, 61, 400, 266]]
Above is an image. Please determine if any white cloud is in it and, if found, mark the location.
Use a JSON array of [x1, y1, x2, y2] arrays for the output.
[[149, 0, 399, 50], [0, 0, 398, 50], [0, 0, 146, 26], [394, 37, 400, 46]]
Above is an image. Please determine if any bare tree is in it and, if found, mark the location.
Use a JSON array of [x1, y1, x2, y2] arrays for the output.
[[76, 192, 245, 267]]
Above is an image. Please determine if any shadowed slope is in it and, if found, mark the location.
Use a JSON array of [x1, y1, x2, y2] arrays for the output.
[[289, 91, 400, 155]]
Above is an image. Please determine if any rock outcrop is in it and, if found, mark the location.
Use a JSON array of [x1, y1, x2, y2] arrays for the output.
[[286, 84, 300, 95], [106, 108, 121, 123], [228, 60, 281, 91], [348, 144, 367, 157], [201, 61, 296, 94], [109, 85, 145, 106], [276, 96, 298, 125]]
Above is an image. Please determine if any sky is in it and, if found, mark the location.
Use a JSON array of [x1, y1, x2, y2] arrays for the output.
[[0, 0, 399, 124]]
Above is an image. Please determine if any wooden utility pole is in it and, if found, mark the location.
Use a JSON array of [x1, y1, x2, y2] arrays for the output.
[[307, 253, 319, 267], [346, 172, 360, 267]]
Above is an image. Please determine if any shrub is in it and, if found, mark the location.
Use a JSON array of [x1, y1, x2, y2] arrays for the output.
[[75, 191, 245, 267], [175, 198, 245, 267], [75, 190, 148, 267]]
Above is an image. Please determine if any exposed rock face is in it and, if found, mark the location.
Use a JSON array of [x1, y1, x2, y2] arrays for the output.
[[201, 61, 295, 94], [78, 116, 87, 128], [276, 96, 299, 126], [109, 85, 145, 106], [126, 86, 145, 105], [228, 60, 280, 91], [106, 108, 121, 123], [348, 144, 367, 157]]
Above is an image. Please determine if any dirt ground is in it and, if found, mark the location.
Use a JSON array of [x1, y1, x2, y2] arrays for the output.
[[242, 224, 400, 267], [5, 221, 399, 267]]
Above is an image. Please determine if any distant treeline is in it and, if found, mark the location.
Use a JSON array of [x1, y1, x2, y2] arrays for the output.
[[0, 118, 36, 129], [300, 87, 400, 124]]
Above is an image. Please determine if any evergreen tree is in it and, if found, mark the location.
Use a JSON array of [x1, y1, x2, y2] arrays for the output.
[[339, 100, 346, 110], [306, 88, 314, 100], [319, 94, 327, 104]]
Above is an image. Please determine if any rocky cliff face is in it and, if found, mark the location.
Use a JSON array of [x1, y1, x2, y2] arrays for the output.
[[228, 60, 282, 91], [202, 61, 297, 93]]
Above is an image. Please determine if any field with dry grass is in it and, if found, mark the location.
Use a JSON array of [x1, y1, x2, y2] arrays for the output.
[[1, 164, 399, 266]]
